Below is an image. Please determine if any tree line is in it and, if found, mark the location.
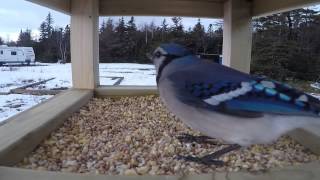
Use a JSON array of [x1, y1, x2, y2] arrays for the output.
[[1, 9, 320, 81], [251, 8, 320, 81], [0, 13, 70, 63], [1, 14, 223, 64], [99, 17, 223, 63]]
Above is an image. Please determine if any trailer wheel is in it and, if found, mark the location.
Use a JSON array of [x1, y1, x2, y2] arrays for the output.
[[25, 60, 31, 66], [0, 63, 3, 66]]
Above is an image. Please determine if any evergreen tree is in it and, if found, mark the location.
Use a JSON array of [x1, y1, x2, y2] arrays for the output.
[[0, 37, 4, 45], [100, 20, 106, 33], [114, 17, 127, 59], [207, 24, 214, 38], [214, 27, 223, 54], [126, 17, 138, 61], [39, 13, 54, 41], [170, 17, 184, 37], [45, 13, 54, 37], [7, 41, 17, 46], [127, 16, 137, 32], [5, 9, 319, 80], [251, 8, 320, 81], [39, 22, 48, 40], [105, 18, 114, 33], [115, 17, 126, 40], [64, 25, 71, 62], [160, 19, 169, 41], [36, 13, 59, 62], [100, 18, 116, 62], [17, 29, 34, 47], [190, 19, 206, 53]]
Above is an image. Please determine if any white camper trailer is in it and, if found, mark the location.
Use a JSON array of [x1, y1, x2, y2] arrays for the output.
[[0, 45, 35, 66]]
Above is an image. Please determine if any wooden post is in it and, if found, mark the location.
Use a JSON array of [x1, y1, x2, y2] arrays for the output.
[[222, 0, 252, 73], [71, 0, 99, 89]]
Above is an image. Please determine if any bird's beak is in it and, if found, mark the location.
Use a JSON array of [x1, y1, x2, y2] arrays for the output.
[[146, 53, 153, 63]]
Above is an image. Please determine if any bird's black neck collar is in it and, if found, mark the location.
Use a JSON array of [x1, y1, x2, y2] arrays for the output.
[[156, 55, 180, 85]]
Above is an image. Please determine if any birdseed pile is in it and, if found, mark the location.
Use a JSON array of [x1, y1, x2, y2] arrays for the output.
[[17, 96, 319, 175]]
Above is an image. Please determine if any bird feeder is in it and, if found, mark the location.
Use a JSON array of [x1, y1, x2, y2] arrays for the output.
[[1, 0, 320, 179]]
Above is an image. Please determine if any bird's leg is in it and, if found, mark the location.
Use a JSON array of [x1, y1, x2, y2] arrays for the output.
[[177, 144, 241, 166], [177, 133, 221, 145]]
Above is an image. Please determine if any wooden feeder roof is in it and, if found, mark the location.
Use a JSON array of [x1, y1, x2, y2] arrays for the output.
[[27, 0, 320, 18]]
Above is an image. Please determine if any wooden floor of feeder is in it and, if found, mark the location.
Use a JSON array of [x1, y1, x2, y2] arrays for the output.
[[14, 96, 320, 175], [0, 89, 93, 166], [13, 0, 320, 179], [1, 161, 320, 180], [0, 90, 319, 179]]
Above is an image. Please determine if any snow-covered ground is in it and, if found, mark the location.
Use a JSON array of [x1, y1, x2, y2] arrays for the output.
[[1, 63, 319, 124], [99, 63, 156, 86], [310, 93, 320, 99], [0, 63, 156, 93], [0, 94, 52, 122], [0, 63, 156, 123]]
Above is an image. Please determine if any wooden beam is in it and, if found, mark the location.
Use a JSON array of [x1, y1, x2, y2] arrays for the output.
[[71, 0, 99, 89], [99, 0, 223, 18], [2, 162, 320, 179], [26, 0, 70, 14], [222, 0, 253, 73], [289, 126, 320, 155], [0, 89, 93, 166], [253, 0, 320, 17], [95, 86, 158, 97]]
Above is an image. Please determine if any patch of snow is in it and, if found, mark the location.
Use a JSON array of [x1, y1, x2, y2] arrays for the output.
[[99, 63, 156, 86], [0, 63, 156, 93], [310, 93, 320, 99], [0, 64, 71, 93], [0, 94, 52, 123], [2, 63, 320, 125], [310, 82, 320, 90], [0, 63, 156, 123]]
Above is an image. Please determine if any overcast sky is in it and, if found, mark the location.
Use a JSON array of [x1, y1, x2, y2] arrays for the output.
[[0, 0, 319, 42]]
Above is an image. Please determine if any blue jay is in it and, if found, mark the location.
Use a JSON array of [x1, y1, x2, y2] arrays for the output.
[[149, 43, 320, 165]]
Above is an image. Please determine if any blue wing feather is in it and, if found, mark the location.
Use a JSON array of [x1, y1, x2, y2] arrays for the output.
[[185, 78, 320, 117], [165, 55, 320, 118]]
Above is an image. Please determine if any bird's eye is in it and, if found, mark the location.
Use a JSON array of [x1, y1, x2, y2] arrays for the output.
[[154, 51, 162, 58]]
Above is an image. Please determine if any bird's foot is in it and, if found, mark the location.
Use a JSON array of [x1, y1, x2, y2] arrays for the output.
[[177, 133, 220, 145], [176, 144, 241, 166]]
